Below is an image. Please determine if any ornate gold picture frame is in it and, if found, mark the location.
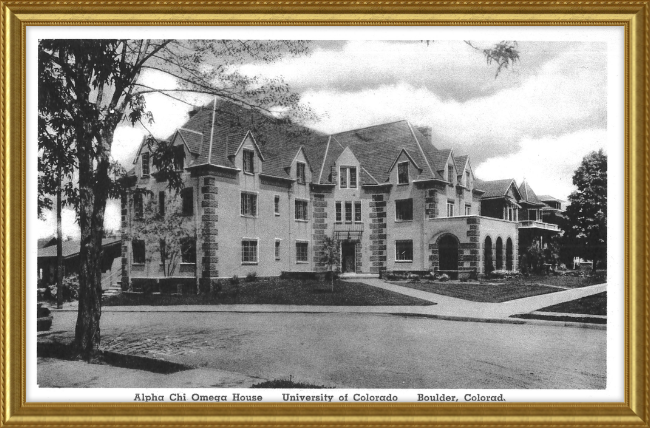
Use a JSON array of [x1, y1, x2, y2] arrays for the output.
[[2, 2, 648, 426]]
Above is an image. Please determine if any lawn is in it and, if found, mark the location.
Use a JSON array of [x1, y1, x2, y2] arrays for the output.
[[103, 279, 434, 306], [509, 274, 606, 289], [535, 292, 607, 315], [389, 281, 560, 303]]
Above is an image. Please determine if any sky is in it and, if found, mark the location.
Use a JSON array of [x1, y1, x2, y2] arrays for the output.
[[37, 40, 608, 239]]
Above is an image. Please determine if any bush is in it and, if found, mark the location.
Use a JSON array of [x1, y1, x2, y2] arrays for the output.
[[45, 274, 79, 302], [230, 275, 240, 286], [245, 272, 257, 283], [436, 273, 449, 282], [407, 273, 420, 282]]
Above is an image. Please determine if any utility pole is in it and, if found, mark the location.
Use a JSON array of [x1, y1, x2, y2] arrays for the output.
[[56, 154, 63, 309]]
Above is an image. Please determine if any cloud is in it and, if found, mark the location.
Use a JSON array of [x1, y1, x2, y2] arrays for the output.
[[474, 128, 608, 200], [301, 43, 606, 167], [241, 40, 604, 103]]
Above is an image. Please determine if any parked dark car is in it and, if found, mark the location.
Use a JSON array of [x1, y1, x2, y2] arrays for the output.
[[37, 303, 53, 331]]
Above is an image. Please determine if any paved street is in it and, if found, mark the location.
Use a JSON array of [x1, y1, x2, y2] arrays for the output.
[[40, 310, 606, 389]]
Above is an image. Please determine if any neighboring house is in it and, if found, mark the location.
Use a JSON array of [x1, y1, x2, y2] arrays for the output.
[[538, 194, 566, 226], [37, 237, 122, 290], [474, 178, 562, 265], [121, 99, 562, 288]]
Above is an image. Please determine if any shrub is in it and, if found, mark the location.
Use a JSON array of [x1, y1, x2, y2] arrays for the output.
[[436, 273, 449, 282], [407, 273, 420, 282], [45, 274, 80, 302], [245, 272, 257, 283], [230, 275, 240, 286]]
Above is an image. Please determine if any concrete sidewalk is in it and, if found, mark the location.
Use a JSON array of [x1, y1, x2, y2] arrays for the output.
[[50, 279, 606, 328]]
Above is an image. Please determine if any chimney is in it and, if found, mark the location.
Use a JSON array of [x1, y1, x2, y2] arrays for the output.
[[188, 106, 201, 119], [416, 126, 433, 145]]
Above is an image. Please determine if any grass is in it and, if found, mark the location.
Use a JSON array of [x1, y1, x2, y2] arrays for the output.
[[510, 292, 607, 324], [507, 274, 606, 289], [535, 292, 607, 316], [103, 279, 433, 307], [389, 281, 559, 303]]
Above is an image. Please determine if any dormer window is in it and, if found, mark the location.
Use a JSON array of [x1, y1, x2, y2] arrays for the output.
[[340, 166, 357, 189], [447, 165, 454, 184], [141, 152, 150, 177], [243, 149, 254, 174], [296, 162, 306, 184], [173, 146, 185, 171], [397, 162, 409, 184]]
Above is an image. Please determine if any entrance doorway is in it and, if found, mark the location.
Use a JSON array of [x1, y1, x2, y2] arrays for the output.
[[438, 235, 459, 279], [341, 241, 356, 273]]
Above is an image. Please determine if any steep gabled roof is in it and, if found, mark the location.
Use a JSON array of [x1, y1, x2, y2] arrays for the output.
[[454, 155, 469, 175], [325, 120, 440, 184], [518, 180, 545, 206], [475, 178, 520, 199]]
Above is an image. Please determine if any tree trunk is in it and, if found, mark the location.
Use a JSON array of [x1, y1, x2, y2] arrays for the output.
[[74, 123, 114, 360], [56, 160, 63, 309]]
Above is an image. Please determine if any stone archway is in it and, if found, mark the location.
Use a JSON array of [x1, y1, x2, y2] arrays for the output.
[[506, 238, 513, 271], [484, 236, 493, 274], [438, 234, 459, 279], [496, 237, 503, 270]]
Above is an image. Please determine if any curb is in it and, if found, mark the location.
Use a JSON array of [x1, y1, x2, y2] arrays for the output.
[[390, 312, 606, 330], [51, 307, 606, 330]]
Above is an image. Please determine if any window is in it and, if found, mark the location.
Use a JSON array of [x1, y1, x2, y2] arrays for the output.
[[158, 191, 165, 217], [180, 237, 196, 264], [339, 166, 357, 189], [395, 199, 413, 221], [275, 240, 281, 260], [243, 149, 254, 174], [132, 240, 145, 264], [397, 162, 409, 184], [465, 171, 471, 187], [134, 193, 143, 219], [448, 165, 454, 184], [296, 162, 306, 184], [447, 201, 455, 217], [241, 192, 257, 217], [345, 201, 353, 222], [296, 242, 308, 263], [335, 202, 342, 222], [295, 199, 308, 221], [181, 188, 193, 216], [241, 240, 258, 264], [528, 209, 538, 221], [395, 240, 413, 262], [274, 195, 280, 215], [173, 146, 185, 171], [349, 167, 357, 188], [354, 201, 361, 222], [465, 204, 472, 216], [141, 152, 150, 177]]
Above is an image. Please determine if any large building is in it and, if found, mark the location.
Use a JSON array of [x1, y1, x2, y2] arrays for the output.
[[120, 99, 561, 291]]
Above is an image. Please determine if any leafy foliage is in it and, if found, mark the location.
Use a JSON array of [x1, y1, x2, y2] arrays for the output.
[[561, 150, 607, 269], [131, 193, 196, 277], [319, 236, 341, 292]]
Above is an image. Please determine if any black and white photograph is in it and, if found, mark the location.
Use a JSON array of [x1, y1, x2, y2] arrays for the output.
[[30, 27, 623, 403]]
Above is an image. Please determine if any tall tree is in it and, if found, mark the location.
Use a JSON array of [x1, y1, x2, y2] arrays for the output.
[[562, 149, 607, 270], [38, 39, 312, 359]]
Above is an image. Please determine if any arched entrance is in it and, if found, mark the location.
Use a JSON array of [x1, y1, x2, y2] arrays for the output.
[[484, 236, 493, 274], [495, 237, 503, 270], [438, 234, 459, 279], [506, 238, 513, 271]]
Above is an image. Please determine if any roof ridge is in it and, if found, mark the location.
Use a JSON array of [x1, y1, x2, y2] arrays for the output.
[[407, 121, 435, 178], [318, 136, 332, 184], [331, 119, 408, 136]]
